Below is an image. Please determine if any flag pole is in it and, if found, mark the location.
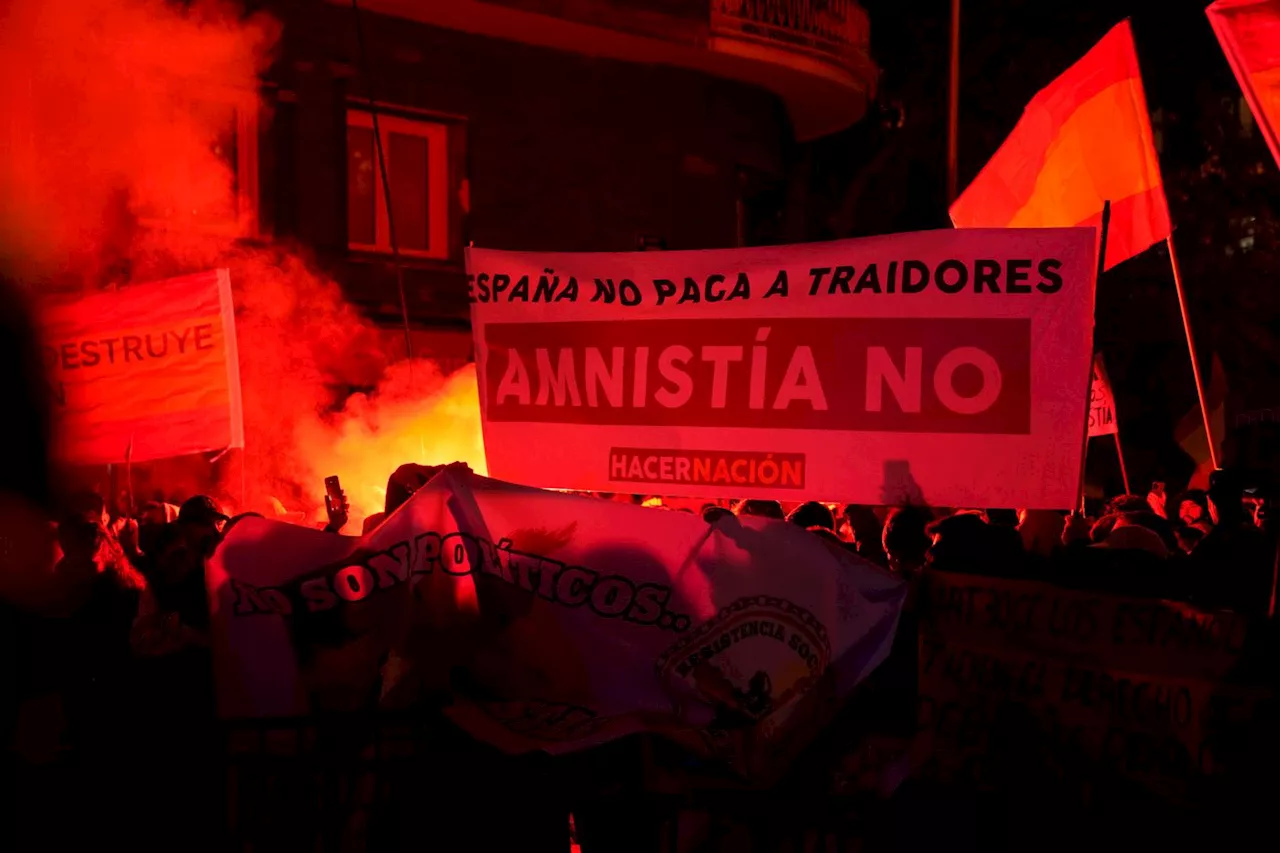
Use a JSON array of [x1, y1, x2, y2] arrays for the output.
[[947, 0, 961, 202], [1166, 235, 1220, 471], [1112, 432, 1132, 495], [125, 435, 135, 517], [1077, 200, 1112, 514]]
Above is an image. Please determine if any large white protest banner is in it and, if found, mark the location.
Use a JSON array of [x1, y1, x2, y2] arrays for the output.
[[467, 228, 1096, 509], [208, 470, 906, 779]]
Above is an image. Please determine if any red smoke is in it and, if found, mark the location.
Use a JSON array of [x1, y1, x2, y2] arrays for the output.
[[0, 0, 277, 282], [1, 0, 485, 525]]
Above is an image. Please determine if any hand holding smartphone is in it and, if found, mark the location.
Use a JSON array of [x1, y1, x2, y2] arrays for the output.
[[1147, 481, 1168, 519], [324, 475, 350, 533]]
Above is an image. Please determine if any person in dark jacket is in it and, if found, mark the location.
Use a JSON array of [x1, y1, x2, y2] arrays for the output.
[[1189, 469, 1274, 615]]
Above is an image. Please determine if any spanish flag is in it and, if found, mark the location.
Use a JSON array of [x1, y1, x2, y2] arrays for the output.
[[951, 21, 1170, 271], [1208, 0, 1280, 171]]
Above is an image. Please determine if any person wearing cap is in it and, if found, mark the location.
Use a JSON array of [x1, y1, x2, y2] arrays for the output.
[[141, 495, 228, 635], [177, 495, 229, 535], [1188, 469, 1273, 614]]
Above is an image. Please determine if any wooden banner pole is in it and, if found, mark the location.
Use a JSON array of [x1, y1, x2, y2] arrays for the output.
[[1166, 234, 1220, 471], [1076, 200, 1111, 514], [124, 434, 135, 517], [1112, 431, 1132, 496]]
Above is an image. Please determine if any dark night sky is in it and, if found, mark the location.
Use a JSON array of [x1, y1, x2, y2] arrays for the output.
[[851, 0, 1241, 231], [827, 0, 1280, 491]]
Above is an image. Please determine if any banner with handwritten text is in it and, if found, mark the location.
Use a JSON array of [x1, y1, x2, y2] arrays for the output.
[[208, 470, 907, 781], [1088, 354, 1118, 437], [41, 269, 244, 464], [915, 571, 1269, 800]]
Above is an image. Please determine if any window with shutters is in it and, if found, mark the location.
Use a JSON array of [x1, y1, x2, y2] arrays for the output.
[[346, 109, 451, 260]]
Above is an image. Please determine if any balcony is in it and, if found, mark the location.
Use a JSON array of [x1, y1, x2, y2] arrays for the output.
[[709, 1, 875, 133], [342, 0, 876, 140]]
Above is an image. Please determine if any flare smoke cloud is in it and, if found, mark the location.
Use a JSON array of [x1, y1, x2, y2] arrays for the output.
[[0, 0, 485, 521]]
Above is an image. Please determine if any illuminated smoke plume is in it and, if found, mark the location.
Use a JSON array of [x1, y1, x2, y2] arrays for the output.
[[0, 0, 277, 282], [293, 359, 488, 527], [0, 0, 485, 522]]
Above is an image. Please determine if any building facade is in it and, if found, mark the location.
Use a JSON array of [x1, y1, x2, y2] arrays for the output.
[[249, 0, 875, 338]]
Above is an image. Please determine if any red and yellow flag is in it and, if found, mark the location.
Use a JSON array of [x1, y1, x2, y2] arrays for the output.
[[950, 21, 1170, 270], [1208, 0, 1280, 170]]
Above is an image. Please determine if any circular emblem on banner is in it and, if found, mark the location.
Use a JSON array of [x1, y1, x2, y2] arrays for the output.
[[656, 595, 831, 723]]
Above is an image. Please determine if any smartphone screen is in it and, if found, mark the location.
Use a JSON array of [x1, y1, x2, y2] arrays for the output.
[[324, 475, 343, 504]]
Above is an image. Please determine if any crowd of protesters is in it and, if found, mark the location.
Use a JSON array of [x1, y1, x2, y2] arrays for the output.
[[4, 286, 1280, 851], [719, 469, 1275, 616], [0, 435, 1276, 849], [6, 462, 1275, 778]]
